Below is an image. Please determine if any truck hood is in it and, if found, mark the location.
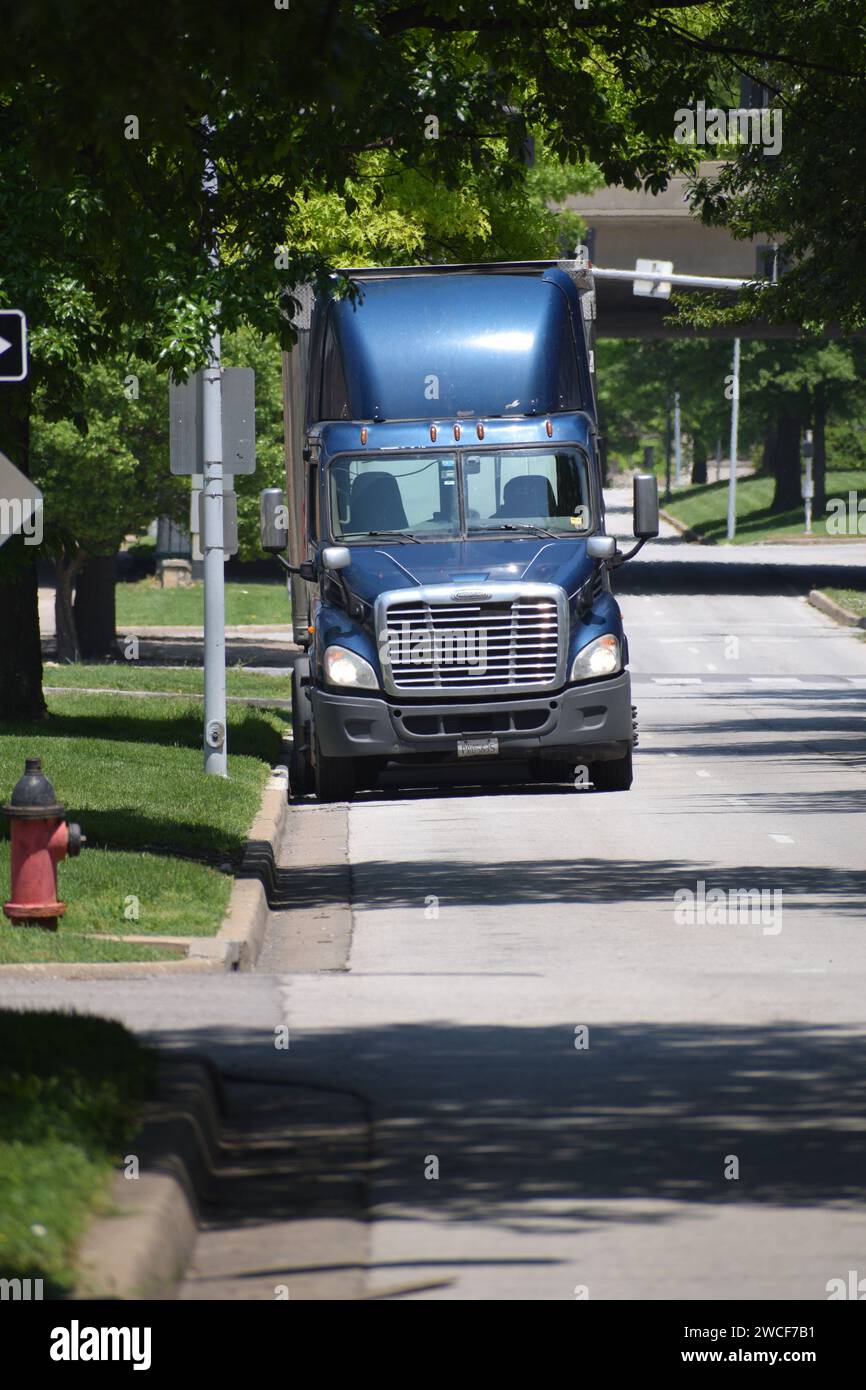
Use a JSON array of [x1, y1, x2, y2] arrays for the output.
[[341, 537, 593, 603]]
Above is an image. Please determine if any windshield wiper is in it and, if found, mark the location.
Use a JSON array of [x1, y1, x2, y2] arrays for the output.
[[467, 523, 557, 538], [358, 530, 422, 544]]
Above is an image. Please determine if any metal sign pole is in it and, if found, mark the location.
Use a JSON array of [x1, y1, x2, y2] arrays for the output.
[[673, 389, 682, 486], [664, 396, 672, 503], [726, 337, 741, 542], [201, 125, 227, 777]]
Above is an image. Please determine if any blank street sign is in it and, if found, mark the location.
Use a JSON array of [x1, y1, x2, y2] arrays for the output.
[[633, 259, 673, 299], [191, 474, 238, 559], [0, 449, 42, 548], [0, 310, 28, 383], [196, 488, 238, 557], [169, 367, 256, 475]]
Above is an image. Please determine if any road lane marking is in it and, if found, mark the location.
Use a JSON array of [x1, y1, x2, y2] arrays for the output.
[[653, 677, 703, 685], [769, 833, 795, 843], [696, 770, 711, 777]]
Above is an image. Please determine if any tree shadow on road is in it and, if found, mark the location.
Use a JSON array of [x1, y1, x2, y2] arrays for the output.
[[146, 1018, 866, 1244]]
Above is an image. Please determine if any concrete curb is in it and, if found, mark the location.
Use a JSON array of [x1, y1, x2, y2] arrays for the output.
[[117, 624, 297, 640], [762, 536, 866, 546], [0, 958, 225, 979], [808, 589, 866, 629], [75, 1056, 223, 1299], [0, 765, 289, 978], [659, 508, 710, 544], [200, 762, 289, 971]]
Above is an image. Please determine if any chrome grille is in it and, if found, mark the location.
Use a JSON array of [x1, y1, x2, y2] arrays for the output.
[[378, 584, 565, 695]]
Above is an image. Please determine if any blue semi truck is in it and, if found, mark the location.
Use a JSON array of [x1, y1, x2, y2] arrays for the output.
[[260, 257, 658, 801]]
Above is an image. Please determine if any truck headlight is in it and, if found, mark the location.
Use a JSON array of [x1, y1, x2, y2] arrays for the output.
[[570, 634, 621, 681], [323, 645, 379, 689]]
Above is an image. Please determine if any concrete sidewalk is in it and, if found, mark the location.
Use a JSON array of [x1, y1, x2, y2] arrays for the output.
[[38, 585, 299, 665]]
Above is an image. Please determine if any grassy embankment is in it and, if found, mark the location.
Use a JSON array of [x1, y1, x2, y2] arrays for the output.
[[43, 663, 290, 700], [0, 692, 288, 962], [663, 469, 866, 545], [0, 1009, 156, 1295], [115, 578, 289, 627]]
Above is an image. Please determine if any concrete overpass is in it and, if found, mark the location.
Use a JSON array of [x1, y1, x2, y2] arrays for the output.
[[563, 163, 793, 339]]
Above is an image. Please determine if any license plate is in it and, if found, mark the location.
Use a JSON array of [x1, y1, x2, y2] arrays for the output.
[[457, 737, 499, 758]]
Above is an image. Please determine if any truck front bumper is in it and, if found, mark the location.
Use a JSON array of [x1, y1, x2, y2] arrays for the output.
[[313, 671, 633, 761]]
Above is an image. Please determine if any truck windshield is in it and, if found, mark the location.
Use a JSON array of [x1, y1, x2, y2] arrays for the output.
[[330, 454, 460, 539], [464, 448, 591, 533], [328, 446, 592, 540]]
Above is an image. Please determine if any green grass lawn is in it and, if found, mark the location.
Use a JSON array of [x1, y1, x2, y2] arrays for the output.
[[823, 587, 866, 618], [0, 1010, 155, 1294], [115, 578, 290, 627], [0, 693, 289, 962], [663, 469, 866, 544], [43, 662, 290, 700]]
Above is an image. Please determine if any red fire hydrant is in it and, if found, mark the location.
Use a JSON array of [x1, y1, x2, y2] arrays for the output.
[[2, 757, 85, 931]]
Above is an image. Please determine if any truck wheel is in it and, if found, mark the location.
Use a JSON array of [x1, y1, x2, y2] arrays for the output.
[[528, 756, 576, 786], [589, 747, 633, 792], [289, 662, 314, 798], [354, 758, 383, 792], [313, 733, 356, 802]]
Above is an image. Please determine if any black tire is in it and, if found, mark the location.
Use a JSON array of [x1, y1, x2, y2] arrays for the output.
[[354, 758, 383, 792], [589, 746, 633, 792], [528, 755, 577, 786], [313, 731, 356, 802], [289, 662, 314, 798]]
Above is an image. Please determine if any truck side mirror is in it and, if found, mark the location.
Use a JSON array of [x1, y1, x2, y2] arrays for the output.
[[633, 474, 659, 539], [322, 546, 351, 571], [586, 536, 616, 560], [260, 487, 289, 553]]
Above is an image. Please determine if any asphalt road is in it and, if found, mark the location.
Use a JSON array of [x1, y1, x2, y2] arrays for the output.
[[4, 568, 866, 1301]]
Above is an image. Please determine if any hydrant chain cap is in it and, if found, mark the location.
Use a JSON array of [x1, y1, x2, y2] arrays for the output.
[[2, 756, 66, 820]]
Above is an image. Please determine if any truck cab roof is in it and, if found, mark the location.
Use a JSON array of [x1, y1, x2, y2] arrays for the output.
[[307, 261, 595, 427]]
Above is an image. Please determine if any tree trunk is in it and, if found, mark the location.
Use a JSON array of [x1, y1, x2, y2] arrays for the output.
[[758, 421, 776, 477], [691, 435, 708, 485], [771, 412, 802, 513], [813, 392, 827, 515], [74, 552, 120, 658], [0, 378, 45, 720], [54, 551, 84, 664]]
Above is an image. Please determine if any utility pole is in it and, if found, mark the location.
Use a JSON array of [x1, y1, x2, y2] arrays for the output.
[[201, 121, 227, 777], [664, 396, 673, 503], [802, 428, 814, 534], [726, 337, 741, 542]]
